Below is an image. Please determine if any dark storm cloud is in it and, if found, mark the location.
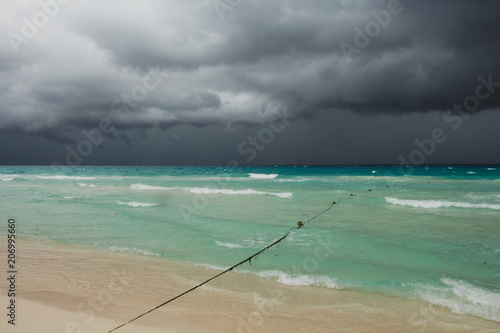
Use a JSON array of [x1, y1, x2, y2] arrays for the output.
[[0, 0, 499, 165]]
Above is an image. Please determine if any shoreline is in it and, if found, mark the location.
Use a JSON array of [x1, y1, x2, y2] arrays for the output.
[[1, 236, 499, 332]]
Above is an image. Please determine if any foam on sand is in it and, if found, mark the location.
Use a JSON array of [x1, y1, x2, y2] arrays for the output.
[[252, 270, 343, 289], [6, 237, 500, 333], [385, 197, 500, 210], [108, 246, 161, 256], [416, 278, 500, 322]]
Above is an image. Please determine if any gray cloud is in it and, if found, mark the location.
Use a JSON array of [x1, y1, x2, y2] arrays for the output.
[[0, 0, 499, 164]]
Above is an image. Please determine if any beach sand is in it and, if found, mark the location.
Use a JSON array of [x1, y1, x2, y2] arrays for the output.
[[1, 237, 499, 333]]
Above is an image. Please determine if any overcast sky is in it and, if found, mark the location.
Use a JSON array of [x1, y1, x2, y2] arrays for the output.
[[1, 0, 499, 166]]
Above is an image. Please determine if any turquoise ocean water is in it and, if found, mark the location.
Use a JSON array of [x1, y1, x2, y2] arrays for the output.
[[1, 165, 499, 322]]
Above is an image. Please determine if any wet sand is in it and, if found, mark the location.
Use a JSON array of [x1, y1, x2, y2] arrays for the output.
[[1, 237, 499, 333]]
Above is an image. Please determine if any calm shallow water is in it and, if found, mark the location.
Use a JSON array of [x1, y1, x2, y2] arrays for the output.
[[1, 165, 499, 323]]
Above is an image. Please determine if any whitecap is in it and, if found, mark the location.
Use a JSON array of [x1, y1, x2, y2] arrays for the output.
[[36, 175, 97, 180], [106, 176, 125, 180], [116, 200, 158, 208], [466, 193, 500, 201], [130, 183, 292, 198], [187, 187, 292, 198], [277, 178, 311, 182], [130, 183, 178, 191], [248, 173, 278, 179], [0, 177, 14, 181], [215, 240, 245, 249], [78, 182, 98, 187], [385, 197, 500, 210]]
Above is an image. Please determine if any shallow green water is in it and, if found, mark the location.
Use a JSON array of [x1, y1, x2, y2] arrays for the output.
[[1, 165, 499, 322]]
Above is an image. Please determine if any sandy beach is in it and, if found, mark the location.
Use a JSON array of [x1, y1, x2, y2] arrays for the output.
[[0, 237, 498, 333]]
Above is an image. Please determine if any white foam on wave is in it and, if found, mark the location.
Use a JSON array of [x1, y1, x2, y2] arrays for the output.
[[0, 177, 14, 181], [36, 175, 97, 180], [467, 171, 476, 174], [192, 262, 344, 290], [215, 240, 245, 249], [248, 173, 278, 179], [466, 193, 500, 201], [130, 183, 178, 191], [78, 182, 98, 187], [253, 270, 342, 289], [0, 173, 18, 181], [241, 236, 272, 248], [116, 200, 158, 208], [335, 175, 401, 182], [386, 197, 500, 210], [187, 187, 292, 198], [487, 168, 497, 171], [131, 183, 292, 198], [416, 278, 500, 322], [277, 178, 311, 182]]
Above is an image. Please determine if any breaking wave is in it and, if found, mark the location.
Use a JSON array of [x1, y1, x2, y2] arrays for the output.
[[130, 184, 292, 198], [130, 184, 178, 190], [36, 175, 97, 180], [416, 278, 500, 322], [253, 270, 342, 289], [187, 187, 292, 198], [116, 200, 158, 208], [78, 182, 98, 187], [248, 173, 278, 179], [385, 197, 500, 210], [215, 241, 245, 249]]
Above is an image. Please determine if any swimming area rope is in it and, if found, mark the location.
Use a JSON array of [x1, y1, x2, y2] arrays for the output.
[[107, 183, 408, 332]]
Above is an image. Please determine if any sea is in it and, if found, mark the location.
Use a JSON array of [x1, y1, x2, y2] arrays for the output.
[[1, 165, 499, 325]]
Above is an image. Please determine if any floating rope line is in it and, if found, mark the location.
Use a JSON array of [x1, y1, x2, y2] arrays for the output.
[[297, 200, 338, 229], [108, 183, 407, 332], [107, 230, 292, 333]]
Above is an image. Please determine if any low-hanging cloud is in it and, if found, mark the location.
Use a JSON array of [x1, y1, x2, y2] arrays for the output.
[[1, 0, 499, 146]]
